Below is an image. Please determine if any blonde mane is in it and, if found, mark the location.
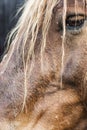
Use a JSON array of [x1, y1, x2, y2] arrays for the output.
[[4, 0, 61, 109]]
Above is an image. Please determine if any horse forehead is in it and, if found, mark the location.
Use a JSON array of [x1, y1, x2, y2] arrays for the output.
[[58, 0, 85, 6], [55, 0, 85, 14], [67, 0, 85, 6]]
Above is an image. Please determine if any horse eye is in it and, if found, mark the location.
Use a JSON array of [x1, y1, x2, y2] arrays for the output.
[[66, 14, 85, 30]]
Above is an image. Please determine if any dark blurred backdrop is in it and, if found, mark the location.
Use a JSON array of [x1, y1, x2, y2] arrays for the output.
[[0, 0, 25, 58]]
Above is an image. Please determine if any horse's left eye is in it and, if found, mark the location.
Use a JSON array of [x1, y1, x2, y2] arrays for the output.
[[66, 14, 85, 30]]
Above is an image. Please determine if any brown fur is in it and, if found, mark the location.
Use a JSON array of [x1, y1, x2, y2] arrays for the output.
[[0, 0, 87, 129]]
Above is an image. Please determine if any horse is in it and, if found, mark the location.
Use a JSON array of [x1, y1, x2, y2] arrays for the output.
[[0, 0, 87, 129]]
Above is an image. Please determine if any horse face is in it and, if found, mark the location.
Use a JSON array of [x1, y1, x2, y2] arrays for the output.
[[0, 0, 87, 130]]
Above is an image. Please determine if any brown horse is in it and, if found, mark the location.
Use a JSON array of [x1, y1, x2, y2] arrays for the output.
[[0, 0, 87, 129]]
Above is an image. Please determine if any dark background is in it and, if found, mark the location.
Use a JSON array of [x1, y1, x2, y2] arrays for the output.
[[0, 0, 25, 57]]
